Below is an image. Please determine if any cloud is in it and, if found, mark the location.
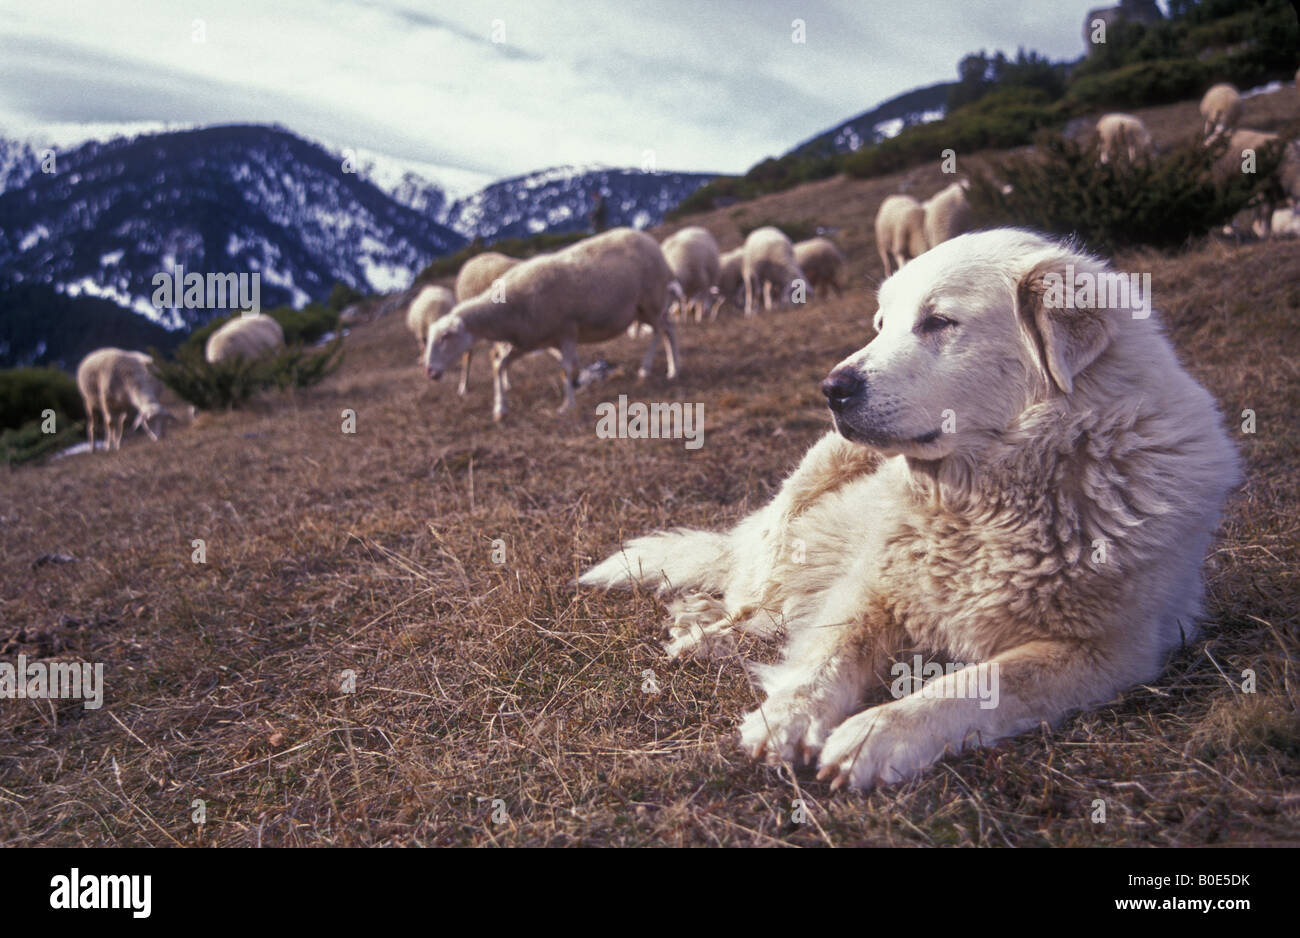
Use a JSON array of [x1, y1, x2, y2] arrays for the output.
[[0, 0, 1108, 181]]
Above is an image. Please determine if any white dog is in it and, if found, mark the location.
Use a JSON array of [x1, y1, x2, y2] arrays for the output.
[[581, 228, 1239, 790]]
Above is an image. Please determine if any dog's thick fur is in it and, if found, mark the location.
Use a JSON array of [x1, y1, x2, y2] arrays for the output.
[[581, 228, 1240, 789]]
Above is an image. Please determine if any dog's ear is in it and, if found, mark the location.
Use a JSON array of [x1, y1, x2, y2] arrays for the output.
[[1016, 257, 1116, 395]]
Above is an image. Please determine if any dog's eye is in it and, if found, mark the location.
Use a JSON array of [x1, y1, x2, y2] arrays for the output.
[[918, 315, 956, 334]]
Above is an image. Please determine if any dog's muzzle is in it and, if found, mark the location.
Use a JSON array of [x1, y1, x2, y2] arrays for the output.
[[821, 368, 865, 413]]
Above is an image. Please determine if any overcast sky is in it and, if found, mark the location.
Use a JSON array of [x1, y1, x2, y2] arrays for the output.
[[1, 0, 1113, 185]]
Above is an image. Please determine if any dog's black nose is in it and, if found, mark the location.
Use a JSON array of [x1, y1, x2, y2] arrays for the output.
[[821, 369, 864, 412]]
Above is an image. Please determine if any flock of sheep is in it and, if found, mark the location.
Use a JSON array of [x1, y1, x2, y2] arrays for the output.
[[412, 224, 850, 420], [71, 76, 1300, 444], [75, 313, 285, 451], [1095, 77, 1300, 236]]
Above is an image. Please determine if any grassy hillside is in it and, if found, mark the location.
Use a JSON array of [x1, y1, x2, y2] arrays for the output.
[[0, 87, 1297, 848]]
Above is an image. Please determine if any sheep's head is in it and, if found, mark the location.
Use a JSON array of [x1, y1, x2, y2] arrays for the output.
[[132, 404, 172, 441], [424, 314, 475, 380]]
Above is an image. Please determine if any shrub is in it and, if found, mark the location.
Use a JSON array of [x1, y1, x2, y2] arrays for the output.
[[0, 367, 84, 432], [180, 304, 340, 355], [151, 336, 344, 411], [415, 230, 591, 282], [845, 88, 1061, 180], [732, 216, 820, 243], [0, 418, 86, 466], [967, 133, 1284, 255]]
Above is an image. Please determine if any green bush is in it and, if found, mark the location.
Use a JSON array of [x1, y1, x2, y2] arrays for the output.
[[151, 336, 344, 411], [0, 418, 86, 466], [0, 367, 84, 432], [967, 133, 1284, 255], [733, 216, 820, 243], [415, 230, 592, 282], [180, 304, 340, 355], [845, 88, 1062, 180]]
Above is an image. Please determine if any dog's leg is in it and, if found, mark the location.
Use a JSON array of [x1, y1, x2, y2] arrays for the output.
[[738, 586, 903, 766], [817, 635, 1151, 790]]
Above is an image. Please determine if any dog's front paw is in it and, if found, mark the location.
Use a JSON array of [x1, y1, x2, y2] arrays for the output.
[[738, 696, 835, 766], [816, 704, 947, 790], [664, 594, 736, 661]]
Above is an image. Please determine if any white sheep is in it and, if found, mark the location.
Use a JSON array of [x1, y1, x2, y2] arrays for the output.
[[922, 180, 974, 250], [874, 194, 927, 277], [423, 228, 681, 421], [741, 227, 806, 316], [406, 285, 455, 349], [660, 226, 721, 322], [1215, 130, 1298, 239], [204, 313, 285, 364], [1096, 113, 1154, 165], [792, 237, 847, 298], [452, 252, 525, 394], [705, 247, 745, 319], [1200, 83, 1242, 143], [76, 348, 170, 451]]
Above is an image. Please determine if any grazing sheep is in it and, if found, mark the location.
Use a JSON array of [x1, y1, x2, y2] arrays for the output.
[[874, 194, 928, 277], [204, 313, 285, 365], [423, 228, 681, 421], [706, 247, 746, 319], [76, 348, 170, 452], [793, 237, 847, 298], [921, 180, 974, 250], [661, 226, 721, 322], [1214, 130, 1297, 238], [406, 285, 455, 349], [1270, 206, 1300, 237], [1200, 83, 1242, 143], [453, 252, 524, 395], [455, 252, 521, 302], [1096, 113, 1154, 165], [742, 227, 806, 316]]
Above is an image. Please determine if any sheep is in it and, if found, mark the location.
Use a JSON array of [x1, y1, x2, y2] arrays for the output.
[[741, 226, 806, 316], [792, 237, 847, 298], [406, 285, 455, 349], [452, 252, 525, 394], [1270, 206, 1300, 238], [705, 247, 746, 319], [660, 226, 721, 322], [455, 252, 520, 302], [921, 180, 974, 250], [76, 348, 170, 452], [1214, 131, 1300, 239], [423, 228, 681, 421], [1096, 113, 1154, 165], [1200, 83, 1242, 143], [204, 313, 285, 364], [874, 194, 927, 277]]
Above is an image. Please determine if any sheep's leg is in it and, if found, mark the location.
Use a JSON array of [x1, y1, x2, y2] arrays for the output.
[[763, 279, 774, 311], [83, 395, 96, 450], [112, 411, 126, 450], [637, 323, 659, 380], [650, 319, 681, 381], [555, 338, 579, 414], [457, 348, 472, 396], [743, 274, 755, 318], [492, 346, 526, 422]]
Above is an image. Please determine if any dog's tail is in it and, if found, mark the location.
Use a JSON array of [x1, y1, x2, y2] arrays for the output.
[[579, 528, 731, 594]]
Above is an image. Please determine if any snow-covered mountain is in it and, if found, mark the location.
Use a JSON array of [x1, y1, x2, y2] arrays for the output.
[[783, 81, 953, 160], [442, 164, 715, 242], [0, 124, 467, 328]]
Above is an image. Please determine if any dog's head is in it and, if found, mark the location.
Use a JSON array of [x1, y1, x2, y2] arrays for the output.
[[823, 229, 1123, 460]]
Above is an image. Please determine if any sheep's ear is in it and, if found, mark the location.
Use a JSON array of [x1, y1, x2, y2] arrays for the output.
[[1016, 257, 1116, 395]]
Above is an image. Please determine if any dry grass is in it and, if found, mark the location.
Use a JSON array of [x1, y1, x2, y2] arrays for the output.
[[1, 92, 1297, 848]]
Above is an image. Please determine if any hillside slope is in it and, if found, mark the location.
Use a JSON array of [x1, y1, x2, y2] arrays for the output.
[[0, 89, 1296, 848]]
